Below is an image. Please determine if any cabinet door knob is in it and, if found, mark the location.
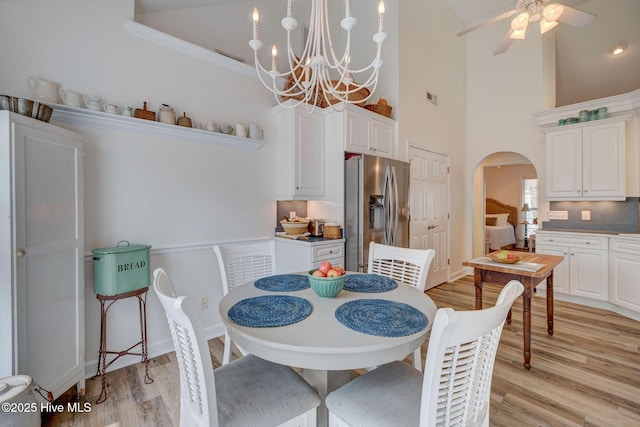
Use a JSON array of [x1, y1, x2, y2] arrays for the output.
[[16, 248, 26, 258]]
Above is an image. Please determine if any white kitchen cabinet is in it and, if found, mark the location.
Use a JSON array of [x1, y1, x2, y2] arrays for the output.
[[327, 104, 396, 159], [275, 238, 345, 273], [534, 244, 570, 294], [535, 232, 608, 301], [0, 111, 85, 398], [545, 119, 625, 200], [609, 238, 640, 312], [273, 103, 325, 200]]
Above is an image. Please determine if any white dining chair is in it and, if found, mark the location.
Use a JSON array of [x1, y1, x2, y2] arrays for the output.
[[213, 240, 276, 364], [367, 242, 436, 370], [326, 280, 524, 427], [153, 267, 320, 427]]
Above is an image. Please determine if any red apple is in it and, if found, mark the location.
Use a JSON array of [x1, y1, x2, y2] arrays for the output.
[[333, 266, 345, 276], [312, 269, 327, 277], [507, 253, 516, 259], [326, 268, 340, 277], [319, 261, 333, 274]]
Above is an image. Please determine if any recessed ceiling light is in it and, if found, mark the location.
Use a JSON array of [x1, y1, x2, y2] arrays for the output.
[[610, 44, 627, 55]]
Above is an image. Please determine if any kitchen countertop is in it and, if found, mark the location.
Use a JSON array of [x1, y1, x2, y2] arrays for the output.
[[275, 234, 346, 244], [537, 228, 640, 237]]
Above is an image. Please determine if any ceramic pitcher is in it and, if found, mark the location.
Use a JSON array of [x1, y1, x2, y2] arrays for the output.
[[28, 77, 59, 103]]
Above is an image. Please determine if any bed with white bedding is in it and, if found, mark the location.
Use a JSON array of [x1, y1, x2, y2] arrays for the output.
[[485, 198, 517, 252]]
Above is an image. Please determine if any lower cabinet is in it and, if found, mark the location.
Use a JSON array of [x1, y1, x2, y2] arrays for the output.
[[536, 232, 608, 301], [609, 238, 640, 312], [275, 238, 345, 273]]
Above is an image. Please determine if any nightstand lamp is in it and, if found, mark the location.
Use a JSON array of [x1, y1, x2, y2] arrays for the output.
[[521, 203, 531, 249]]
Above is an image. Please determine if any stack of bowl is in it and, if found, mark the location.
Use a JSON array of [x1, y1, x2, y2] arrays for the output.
[[0, 95, 54, 123], [280, 219, 310, 235]]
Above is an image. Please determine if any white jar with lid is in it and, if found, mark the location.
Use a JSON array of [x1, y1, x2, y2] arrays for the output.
[[158, 104, 176, 125]]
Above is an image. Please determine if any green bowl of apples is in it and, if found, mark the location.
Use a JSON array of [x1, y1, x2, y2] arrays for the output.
[[308, 267, 346, 298], [489, 251, 522, 264]]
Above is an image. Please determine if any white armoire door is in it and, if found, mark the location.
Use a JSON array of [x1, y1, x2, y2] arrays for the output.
[[409, 147, 449, 289], [0, 111, 85, 399]]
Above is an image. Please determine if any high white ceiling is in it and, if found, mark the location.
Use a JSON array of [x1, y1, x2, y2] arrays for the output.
[[136, 0, 640, 107], [447, 0, 640, 106]]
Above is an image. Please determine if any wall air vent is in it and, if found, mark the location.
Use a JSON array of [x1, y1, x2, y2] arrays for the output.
[[426, 91, 438, 105]]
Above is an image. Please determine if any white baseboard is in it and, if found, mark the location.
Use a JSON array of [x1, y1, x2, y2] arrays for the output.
[[535, 285, 640, 322], [449, 267, 472, 283]]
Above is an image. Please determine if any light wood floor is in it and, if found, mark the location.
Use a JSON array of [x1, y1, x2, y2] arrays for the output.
[[44, 276, 640, 426]]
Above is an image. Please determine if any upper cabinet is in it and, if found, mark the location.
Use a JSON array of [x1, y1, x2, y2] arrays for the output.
[[326, 104, 396, 159], [545, 119, 626, 200], [534, 89, 640, 201], [273, 103, 325, 200]]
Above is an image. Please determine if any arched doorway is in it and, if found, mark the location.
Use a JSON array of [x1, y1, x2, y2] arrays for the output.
[[472, 152, 538, 257]]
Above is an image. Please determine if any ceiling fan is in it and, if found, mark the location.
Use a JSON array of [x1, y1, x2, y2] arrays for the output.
[[457, 0, 597, 55]]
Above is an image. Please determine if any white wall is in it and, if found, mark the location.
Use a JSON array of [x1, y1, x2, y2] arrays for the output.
[[398, 0, 468, 278], [0, 0, 283, 375], [466, 22, 555, 262]]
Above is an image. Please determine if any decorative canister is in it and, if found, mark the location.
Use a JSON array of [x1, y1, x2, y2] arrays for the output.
[[588, 110, 598, 121], [578, 110, 589, 122], [597, 107, 608, 120], [92, 240, 152, 296], [567, 117, 579, 124], [158, 104, 176, 124], [558, 119, 567, 126]]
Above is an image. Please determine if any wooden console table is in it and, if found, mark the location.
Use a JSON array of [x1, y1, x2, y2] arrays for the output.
[[462, 253, 564, 369]]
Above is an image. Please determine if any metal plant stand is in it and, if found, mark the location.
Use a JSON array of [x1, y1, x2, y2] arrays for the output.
[[92, 287, 153, 404]]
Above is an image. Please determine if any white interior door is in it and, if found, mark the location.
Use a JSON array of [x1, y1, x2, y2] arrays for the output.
[[409, 147, 449, 289]]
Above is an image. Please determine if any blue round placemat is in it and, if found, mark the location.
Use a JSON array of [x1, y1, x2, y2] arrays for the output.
[[335, 299, 427, 337], [228, 295, 312, 327], [344, 274, 398, 293], [254, 274, 309, 292]]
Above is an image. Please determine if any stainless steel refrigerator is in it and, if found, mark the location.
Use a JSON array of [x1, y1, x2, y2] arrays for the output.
[[345, 154, 410, 272]]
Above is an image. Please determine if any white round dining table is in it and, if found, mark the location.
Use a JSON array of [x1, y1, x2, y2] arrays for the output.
[[218, 272, 438, 427]]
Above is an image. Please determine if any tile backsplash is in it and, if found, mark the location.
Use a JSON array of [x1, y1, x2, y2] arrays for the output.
[[541, 198, 639, 232]]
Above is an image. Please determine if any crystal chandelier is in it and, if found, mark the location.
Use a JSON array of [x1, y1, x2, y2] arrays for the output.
[[249, 0, 387, 110]]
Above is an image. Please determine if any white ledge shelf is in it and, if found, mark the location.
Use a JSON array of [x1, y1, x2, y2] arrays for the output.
[[125, 20, 256, 79], [49, 103, 263, 151]]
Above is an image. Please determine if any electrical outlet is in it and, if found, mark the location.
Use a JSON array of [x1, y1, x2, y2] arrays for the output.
[[200, 297, 209, 310], [548, 210, 568, 220], [582, 210, 591, 221]]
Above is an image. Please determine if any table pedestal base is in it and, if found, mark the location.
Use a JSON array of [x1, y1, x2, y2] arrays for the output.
[[302, 369, 351, 427]]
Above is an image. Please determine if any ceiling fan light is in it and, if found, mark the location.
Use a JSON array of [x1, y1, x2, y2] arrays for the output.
[[509, 28, 527, 40], [540, 18, 558, 34], [511, 12, 530, 31], [543, 3, 564, 22]]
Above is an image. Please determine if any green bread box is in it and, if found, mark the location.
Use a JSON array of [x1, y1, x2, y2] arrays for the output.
[[92, 241, 151, 296]]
